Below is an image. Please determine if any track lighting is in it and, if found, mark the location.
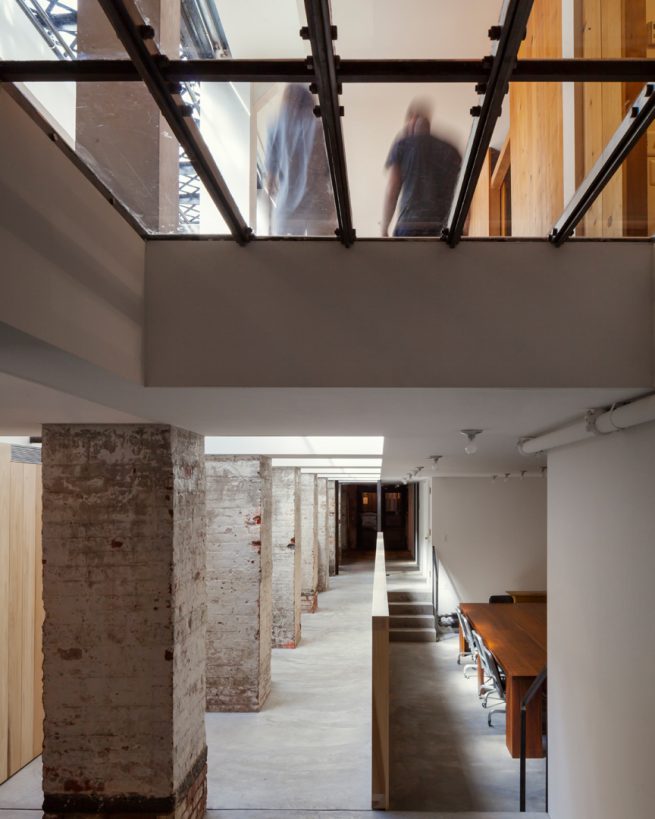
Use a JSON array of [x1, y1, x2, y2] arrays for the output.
[[460, 429, 483, 455]]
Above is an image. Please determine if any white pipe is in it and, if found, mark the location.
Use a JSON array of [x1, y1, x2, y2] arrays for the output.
[[519, 393, 655, 454]]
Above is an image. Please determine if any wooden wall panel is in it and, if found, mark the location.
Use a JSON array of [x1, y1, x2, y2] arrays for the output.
[[468, 151, 492, 236], [509, 0, 564, 235], [0, 445, 44, 784], [8, 462, 24, 776], [33, 465, 44, 754], [0, 447, 10, 782]]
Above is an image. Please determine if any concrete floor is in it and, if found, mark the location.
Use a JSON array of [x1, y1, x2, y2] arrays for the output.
[[0, 559, 546, 818], [389, 635, 547, 813]]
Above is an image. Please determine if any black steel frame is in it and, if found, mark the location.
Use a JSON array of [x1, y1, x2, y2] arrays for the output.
[[443, 0, 535, 248], [4, 4, 655, 246], [550, 82, 655, 246], [519, 665, 548, 812], [96, 0, 251, 244], [4, 58, 655, 84], [303, 0, 355, 247]]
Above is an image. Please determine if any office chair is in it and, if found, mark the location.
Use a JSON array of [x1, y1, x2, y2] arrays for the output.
[[489, 594, 514, 603], [455, 608, 478, 679], [472, 629, 506, 726]]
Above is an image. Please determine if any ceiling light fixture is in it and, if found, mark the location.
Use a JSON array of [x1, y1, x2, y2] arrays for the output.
[[428, 455, 442, 473], [460, 429, 483, 455]]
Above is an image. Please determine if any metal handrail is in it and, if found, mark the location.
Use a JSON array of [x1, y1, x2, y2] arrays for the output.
[[519, 664, 547, 812]]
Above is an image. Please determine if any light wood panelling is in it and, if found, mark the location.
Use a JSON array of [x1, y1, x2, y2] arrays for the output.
[[0, 445, 44, 784], [509, 0, 564, 235], [0, 447, 10, 782], [8, 462, 24, 775], [468, 151, 492, 236], [33, 465, 44, 753]]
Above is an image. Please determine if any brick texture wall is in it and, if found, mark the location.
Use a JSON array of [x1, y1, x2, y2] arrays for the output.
[[300, 473, 318, 612], [271, 467, 302, 648], [205, 456, 272, 712], [328, 480, 336, 576], [41, 424, 207, 817], [317, 478, 329, 592]]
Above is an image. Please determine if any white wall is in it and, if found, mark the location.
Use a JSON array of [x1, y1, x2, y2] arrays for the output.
[[417, 479, 432, 576], [432, 477, 547, 602], [0, 89, 144, 383], [145, 239, 652, 388], [548, 421, 655, 819]]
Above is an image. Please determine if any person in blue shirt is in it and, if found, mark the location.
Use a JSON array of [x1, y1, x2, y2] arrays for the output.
[[382, 99, 462, 237], [265, 84, 337, 236]]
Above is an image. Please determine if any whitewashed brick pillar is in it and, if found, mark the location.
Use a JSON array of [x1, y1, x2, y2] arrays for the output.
[[300, 473, 318, 612], [271, 467, 302, 648], [328, 480, 337, 576], [42, 424, 207, 819], [205, 456, 272, 711], [317, 478, 329, 592]]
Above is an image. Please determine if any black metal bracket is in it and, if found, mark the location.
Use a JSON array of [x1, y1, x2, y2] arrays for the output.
[[443, 0, 535, 248], [96, 0, 251, 245], [550, 83, 655, 246], [303, 0, 355, 247]]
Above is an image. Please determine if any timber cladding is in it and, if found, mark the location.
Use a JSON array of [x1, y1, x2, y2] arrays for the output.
[[0, 442, 44, 784]]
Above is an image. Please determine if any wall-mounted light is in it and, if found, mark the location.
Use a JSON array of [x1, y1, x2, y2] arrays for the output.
[[460, 429, 483, 455]]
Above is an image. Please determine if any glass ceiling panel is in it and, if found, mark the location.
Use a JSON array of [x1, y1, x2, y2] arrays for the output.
[[343, 83, 477, 238], [1, 0, 127, 60], [135, 0, 310, 60], [332, 0, 504, 59]]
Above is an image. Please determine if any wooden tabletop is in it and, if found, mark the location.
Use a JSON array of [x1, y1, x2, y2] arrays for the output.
[[460, 603, 546, 677]]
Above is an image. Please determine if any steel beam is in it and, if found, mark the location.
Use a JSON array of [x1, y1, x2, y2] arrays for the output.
[[303, 0, 355, 246], [96, 0, 251, 244], [443, 0, 535, 248], [3, 57, 655, 84], [550, 83, 655, 246]]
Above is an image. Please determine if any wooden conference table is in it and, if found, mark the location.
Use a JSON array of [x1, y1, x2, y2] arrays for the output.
[[459, 603, 546, 759]]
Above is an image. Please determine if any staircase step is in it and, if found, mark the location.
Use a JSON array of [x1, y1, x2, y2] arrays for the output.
[[390, 614, 435, 629], [390, 627, 437, 643], [387, 590, 432, 603], [389, 601, 433, 615]]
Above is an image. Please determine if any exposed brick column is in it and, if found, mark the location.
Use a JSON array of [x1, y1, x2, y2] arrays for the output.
[[300, 474, 318, 612], [328, 480, 337, 576], [316, 478, 329, 592], [205, 456, 272, 711], [271, 467, 302, 648], [41, 425, 207, 819]]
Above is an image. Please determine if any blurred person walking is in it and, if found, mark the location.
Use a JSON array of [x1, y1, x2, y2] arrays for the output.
[[382, 100, 462, 237], [265, 84, 336, 236]]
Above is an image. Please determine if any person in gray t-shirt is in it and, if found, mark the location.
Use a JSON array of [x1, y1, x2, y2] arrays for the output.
[[382, 100, 462, 237], [266, 84, 336, 236]]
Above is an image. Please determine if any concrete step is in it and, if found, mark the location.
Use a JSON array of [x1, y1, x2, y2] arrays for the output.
[[390, 614, 436, 629], [389, 601, 434, 615], [387, 590, 432, 603], [390, 627, 437, 643]]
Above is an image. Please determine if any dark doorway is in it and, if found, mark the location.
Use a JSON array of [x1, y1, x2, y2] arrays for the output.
[[341, 483, 410, 556]]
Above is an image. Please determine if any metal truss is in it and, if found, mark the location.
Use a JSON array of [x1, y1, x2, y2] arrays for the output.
[[550, 83, 655, 246], [443, 0, 535, 248]]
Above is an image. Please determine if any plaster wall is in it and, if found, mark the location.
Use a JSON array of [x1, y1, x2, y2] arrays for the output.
[[432, 477, 547, 603], [547, 421, 655, 819], [0, 90, 144, 384], [146, 239, 653, 388]]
